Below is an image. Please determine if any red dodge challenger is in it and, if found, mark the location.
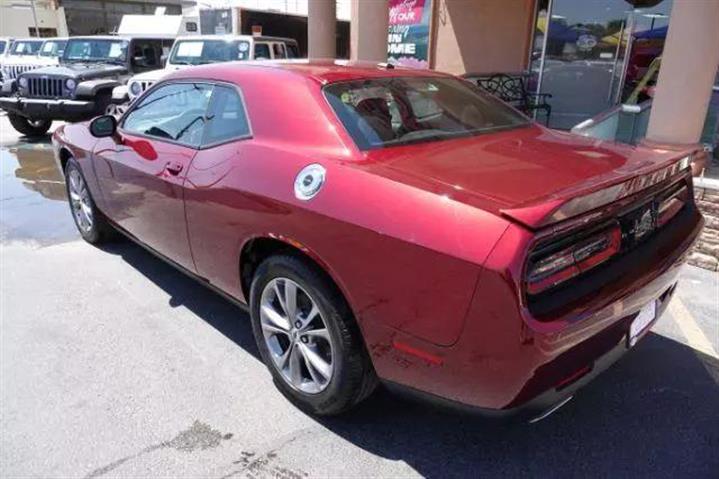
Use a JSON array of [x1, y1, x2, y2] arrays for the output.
[[52, 60, 703, 420]]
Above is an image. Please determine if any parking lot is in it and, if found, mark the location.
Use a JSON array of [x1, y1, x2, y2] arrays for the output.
[[1, 114, 718, 478]]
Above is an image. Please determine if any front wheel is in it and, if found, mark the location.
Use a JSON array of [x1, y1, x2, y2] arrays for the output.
[[7, 113, 51, 137], [64, 158, 115, 244], [250, 255, 377, 415]]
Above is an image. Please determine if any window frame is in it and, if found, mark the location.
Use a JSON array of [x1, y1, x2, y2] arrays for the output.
[[200, 83, 254, 149], [118, 79, 253, 150]]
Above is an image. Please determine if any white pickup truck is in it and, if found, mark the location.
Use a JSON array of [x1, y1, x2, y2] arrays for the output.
[[116, 35, 299, 105]]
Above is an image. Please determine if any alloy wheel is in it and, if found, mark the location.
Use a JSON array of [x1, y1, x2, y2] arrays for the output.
[[259, 277, 334, 394], [68, 169, 94, 234]]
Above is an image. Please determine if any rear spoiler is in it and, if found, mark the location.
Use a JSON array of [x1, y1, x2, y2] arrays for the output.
[[501, 155, 692, 230]]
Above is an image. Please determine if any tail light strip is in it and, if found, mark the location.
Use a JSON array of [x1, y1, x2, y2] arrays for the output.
[[527, 225, 621, 295]]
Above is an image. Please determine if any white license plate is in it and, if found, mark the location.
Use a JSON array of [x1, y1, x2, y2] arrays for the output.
[[629, 300, 657, 346]]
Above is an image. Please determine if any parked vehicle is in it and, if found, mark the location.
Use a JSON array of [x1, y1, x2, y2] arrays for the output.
[[1, 37, 67, 82], [121, 35, 300, 102], [0, 35, 174, 137], [51, 61, 703, 419], [0, 38, 42, 82], [0, 37, 14, 82]]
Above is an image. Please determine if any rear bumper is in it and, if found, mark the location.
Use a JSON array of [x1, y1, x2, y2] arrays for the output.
[[0, 96, 100, 122], [369, 201, 704, 416]]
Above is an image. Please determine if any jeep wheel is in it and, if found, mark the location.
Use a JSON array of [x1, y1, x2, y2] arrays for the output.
[[8, 113, 52, 137]]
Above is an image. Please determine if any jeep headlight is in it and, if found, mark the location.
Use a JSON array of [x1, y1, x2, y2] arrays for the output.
[[18, 77, 28, 88], [65, 78, 76, 90], [129, 82, 142, 96]]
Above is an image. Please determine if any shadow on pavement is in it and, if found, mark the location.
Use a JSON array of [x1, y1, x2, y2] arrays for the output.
[[100, 240, 261, 361], [102, 240, 719, 478]]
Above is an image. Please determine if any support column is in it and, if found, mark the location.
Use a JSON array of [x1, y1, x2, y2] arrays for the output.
[[308, 0, 336, 59], [645, 0, 719, 145], [350, 0, 389, 63]]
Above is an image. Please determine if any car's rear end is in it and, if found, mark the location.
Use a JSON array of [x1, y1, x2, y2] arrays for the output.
[[448, 152, 703, 419], [315, 66, 704, 419]]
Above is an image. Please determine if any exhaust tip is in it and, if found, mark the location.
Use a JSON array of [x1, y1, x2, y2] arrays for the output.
[[528, 396, 573, 424]]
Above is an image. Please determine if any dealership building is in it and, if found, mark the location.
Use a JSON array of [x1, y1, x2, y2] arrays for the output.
[[1, 0, 717, 156]]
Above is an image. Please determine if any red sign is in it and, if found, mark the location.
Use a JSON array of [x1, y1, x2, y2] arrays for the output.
[[389, 0, 426, 26]]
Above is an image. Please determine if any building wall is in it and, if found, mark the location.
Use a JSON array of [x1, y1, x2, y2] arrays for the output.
[[0, 0, 68, 37], [199, 0, 351, 21], [431, 0, 535, 75]]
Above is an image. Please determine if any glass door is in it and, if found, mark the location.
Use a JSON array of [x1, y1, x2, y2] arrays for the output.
[[530, 0, 674, 130]]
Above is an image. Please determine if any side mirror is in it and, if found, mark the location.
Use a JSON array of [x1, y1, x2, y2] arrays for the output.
[[133, 55, 149, 67], [89, 115, 117, 138]]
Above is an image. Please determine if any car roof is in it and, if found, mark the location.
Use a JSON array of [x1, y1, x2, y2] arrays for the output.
[[173, 34, 298, 43], [170, 59, 451, 85], [67, 35, 174, 41]]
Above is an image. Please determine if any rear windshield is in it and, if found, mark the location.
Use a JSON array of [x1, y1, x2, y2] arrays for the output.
[[170, 39, 251, 65], [324, 77, 529, 150]]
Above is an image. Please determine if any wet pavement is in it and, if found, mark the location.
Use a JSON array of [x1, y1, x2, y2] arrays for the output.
[[0, 119, 79, 245], [1, 113, 718, 478]]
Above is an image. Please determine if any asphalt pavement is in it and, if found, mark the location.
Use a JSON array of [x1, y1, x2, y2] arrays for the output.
[[1, 115, 718, 478]]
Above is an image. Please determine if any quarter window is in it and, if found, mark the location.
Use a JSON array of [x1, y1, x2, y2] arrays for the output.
[[123, 82, 213, 147], [203, 86, 251, 146]]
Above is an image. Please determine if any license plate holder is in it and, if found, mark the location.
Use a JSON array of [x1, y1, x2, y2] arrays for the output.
[[629, 300, 657, 346]]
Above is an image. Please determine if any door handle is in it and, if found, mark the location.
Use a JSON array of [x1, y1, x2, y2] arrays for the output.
[[165, 161, 183, 175]]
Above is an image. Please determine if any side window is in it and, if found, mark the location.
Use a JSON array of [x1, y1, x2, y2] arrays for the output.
[[123, 82, 213, 147], [161, 39, 174, 65], [272, 43, 286, 59], [286, 43, 299, 59], [130, 40, 160, 72], [203, 86, 251, 146], [254, 43, 270, 60]]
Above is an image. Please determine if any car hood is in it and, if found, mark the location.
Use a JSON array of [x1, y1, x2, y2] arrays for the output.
[[361, 125, 691, 228], [130, 65, 185, 82], [22, 62, 127, 80], [3, 55, 55, 66]]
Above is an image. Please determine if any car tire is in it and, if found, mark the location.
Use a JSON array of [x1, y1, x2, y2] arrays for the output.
[[8, 113, 52, 137], [64, 158, 115, 244], [249, 254, 377, 415]]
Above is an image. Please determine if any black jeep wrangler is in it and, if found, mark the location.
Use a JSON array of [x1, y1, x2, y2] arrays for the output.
[[0, 35, 173, 137]]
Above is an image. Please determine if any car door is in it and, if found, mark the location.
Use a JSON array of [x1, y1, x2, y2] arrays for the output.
[[93, 81, 214, 271], [183, 84, 253, 295]]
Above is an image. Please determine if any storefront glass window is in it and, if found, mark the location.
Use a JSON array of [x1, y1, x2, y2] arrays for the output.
[[530, 0, 673, 129]]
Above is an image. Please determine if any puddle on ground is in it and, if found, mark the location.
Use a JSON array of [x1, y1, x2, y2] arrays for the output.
[[0, 137, 80, 245]]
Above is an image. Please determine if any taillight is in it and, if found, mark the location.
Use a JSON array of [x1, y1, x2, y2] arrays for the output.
[[526, 225, 622, 295]]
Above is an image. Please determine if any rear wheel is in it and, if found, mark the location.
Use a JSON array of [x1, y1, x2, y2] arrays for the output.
[[64, 158, 114, 244], [250, 255, 377, 415], [8, 113, 51, 137]]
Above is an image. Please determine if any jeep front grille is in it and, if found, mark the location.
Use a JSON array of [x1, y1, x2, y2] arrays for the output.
[[4, 64, 39, 80], [26, 77, 66, 98]]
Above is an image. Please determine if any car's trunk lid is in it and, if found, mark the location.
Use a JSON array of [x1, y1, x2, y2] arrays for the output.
[[361, 125, 693, 229]]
